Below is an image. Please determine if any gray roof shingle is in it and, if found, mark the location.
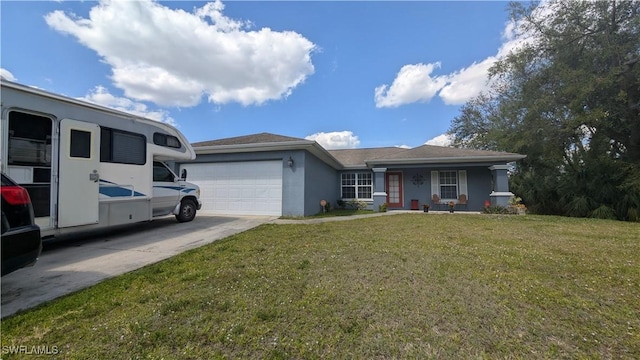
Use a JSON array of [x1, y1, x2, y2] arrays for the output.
[[192, 133, 525, 167], [192, 132, 309, 147], [377, 144, 521, 160], [327, 147, 405, 167], [328, 145, 523, 167]]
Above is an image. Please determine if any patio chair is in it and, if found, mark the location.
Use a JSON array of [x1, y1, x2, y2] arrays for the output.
[[457, 194, 468, 211]]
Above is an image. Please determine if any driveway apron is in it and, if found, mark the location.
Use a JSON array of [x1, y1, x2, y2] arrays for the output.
[[1, 214, 274, 318]]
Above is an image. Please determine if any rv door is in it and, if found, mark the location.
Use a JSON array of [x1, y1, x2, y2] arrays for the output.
[[58, 119, 100, 227]]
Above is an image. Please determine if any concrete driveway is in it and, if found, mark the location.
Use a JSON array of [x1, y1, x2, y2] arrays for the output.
[[1, 214, 274, 318]]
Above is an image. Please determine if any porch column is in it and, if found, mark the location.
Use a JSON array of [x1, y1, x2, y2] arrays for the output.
[[372, 167, 387, 212], [488, 165, 513, 206]]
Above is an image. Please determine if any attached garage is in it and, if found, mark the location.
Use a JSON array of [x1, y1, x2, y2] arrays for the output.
[[178, 132, 525, 217], [180, 160, 283, 216]]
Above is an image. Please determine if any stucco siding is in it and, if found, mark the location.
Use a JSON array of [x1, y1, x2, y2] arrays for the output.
[[281, 151, 306, 217], [466, 167, 493, 210], [303, 151, 339, 216]]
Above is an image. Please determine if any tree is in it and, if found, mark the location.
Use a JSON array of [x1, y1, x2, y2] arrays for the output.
[[449, 0, 640, 220]]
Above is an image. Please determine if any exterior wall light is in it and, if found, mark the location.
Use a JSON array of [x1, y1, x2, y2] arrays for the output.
[[287, 156, 294, 167]]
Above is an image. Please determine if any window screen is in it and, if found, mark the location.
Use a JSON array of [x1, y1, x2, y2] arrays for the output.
[[100, 127, 146, 165]]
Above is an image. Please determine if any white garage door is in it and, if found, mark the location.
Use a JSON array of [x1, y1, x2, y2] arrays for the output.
[[181, 161, 283, 216]]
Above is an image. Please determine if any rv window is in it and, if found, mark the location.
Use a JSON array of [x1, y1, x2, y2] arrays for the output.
[[153, 133, 181, 148], [7, 111, 53, 166], [100, 127, 146, 165], [153, 162, 175, 182], [70, 130, 91, 158]]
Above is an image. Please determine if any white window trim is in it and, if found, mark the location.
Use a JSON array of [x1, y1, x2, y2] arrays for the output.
[[341, 172, 373, 200], [430, 170, 468, 203]]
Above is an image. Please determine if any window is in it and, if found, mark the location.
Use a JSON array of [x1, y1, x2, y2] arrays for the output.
[[7, 111, 53, 217], [431, 170, 468, 201], [341, 173, 372, 200], [70, 130, 91, 158], [7, 111, 53, 166], [100, 127, 146, 165], [153, 133, 181, 148], [153, 162, 174, 182], [439, 171, 458, 199]]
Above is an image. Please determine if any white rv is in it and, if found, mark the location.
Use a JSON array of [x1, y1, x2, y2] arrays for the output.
[[0, 79, 202, 238]]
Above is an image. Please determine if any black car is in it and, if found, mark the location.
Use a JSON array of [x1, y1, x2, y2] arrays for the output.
[[1, 173, 42, 276]]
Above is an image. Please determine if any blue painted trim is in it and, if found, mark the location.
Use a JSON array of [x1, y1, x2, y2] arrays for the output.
[[153, 186, 197, 194], [99, 179, 145, 197], [154, 185, 183, 191]]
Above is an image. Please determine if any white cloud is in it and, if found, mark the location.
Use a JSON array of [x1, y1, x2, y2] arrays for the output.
[[79, 86, 177, 126], [374, 57, 496, 108], [374, 62, 447, 108], [438, 58, 496, 105], [425, 134, 453, 147], [45, 0, 316, 107], [375, 2, 546, 108], [305, 131, 360, 150], [0, 68, 17, 81]]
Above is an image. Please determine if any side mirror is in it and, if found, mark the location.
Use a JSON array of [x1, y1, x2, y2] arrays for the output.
[[181, 169, 187, 180]]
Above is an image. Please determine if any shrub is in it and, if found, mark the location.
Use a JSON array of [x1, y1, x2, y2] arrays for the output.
[[590, 205, 616, 220], [348, 199, 367, 210], [336, 199, 368, 211], [483, 205, 510, 214]]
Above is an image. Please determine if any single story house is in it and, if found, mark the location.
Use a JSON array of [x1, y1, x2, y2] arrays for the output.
[[176, 133, 525, 217]]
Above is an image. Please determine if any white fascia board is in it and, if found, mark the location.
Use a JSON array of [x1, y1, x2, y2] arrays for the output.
[[309, 143, 344, 169], [194, 141, 344, 169], [194, 141, 312, 154], [340, 165, 371, 171], [365, 155, 526, 166]]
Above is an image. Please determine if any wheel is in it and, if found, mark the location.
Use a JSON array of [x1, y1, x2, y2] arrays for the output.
[[175, 199, 197, 223]]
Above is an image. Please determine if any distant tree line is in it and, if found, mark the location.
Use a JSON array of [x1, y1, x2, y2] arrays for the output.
[[449, 0, 640, 221]]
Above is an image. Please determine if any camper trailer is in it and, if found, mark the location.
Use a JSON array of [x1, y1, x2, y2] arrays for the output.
[[0, 79, 202, 238]]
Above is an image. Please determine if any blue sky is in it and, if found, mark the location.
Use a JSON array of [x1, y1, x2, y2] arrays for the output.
[[1, 0, 521, 149]]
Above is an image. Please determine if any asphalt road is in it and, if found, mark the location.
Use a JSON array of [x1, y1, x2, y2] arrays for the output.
[[1, 214, 274, 318]]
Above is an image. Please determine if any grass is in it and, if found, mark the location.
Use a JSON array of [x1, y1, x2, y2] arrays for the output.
[[2, 214, 639, 359]]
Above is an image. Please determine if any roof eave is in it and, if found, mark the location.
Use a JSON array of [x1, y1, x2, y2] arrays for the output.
[[365, 155, 526, 166], [194, 140, 314, 153], [341, 165, 370, 170], [194, 141, 344, 169]]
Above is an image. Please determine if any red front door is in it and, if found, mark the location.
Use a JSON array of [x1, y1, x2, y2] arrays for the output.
[[386, 172, 403, 208]]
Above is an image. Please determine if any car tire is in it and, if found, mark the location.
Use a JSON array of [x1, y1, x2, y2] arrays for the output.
[[176, 199, 197, 223]]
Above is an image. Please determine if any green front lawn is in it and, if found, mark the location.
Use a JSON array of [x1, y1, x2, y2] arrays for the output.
[[2, 214, 639, 359]]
